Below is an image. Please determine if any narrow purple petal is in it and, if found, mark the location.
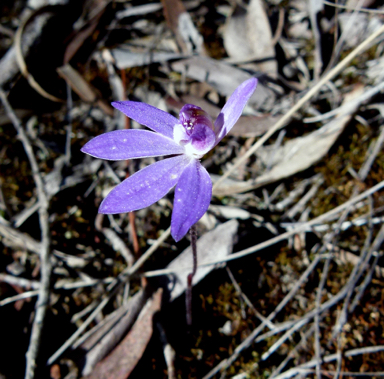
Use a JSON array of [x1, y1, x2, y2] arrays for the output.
[[99, 155, 192, 214], [214, 78, 258, 144], [81, 130, 184, 160], [112, 101, 178, 138], [171, 160, 212, 242]]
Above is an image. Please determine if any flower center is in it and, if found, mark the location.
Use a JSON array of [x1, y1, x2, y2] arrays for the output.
[[173, 104, 216, 158]]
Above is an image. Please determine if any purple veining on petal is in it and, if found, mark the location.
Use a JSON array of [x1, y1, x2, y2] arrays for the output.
[[99, 155, 192, 214], [81, 130, 185, 160], [171, 160, 212, 241], [112, 101, 178, 138], [214, 78, 258, 144]]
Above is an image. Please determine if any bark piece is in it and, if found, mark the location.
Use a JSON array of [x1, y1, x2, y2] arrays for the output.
[[79, 289, 148, 376], [85, 289, 162, 379]]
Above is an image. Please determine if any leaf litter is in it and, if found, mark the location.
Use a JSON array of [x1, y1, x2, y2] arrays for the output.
[[1, 0, 384, 378]]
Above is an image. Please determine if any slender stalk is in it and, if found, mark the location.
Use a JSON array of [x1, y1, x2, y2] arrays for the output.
[[64, 82, 72, 165], [186, 224, 198, 326]]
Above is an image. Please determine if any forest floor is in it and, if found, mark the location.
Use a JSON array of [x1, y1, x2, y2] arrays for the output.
[[1, 0, 384, 378]]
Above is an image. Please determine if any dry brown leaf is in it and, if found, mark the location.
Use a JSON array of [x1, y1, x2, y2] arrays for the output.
[[0, 219, 41, 254], [85, 289, 162, 379], [161, 0, 204, 54], [229, 115, 280, 138], [116, 3, 163, 19], [110, 48, 185, 69], [222, 0, 277, 76], [63, 0, 110, 64], [172, 56, 276, 110], [80, 289, 148, 376], [57, 64, 96, 102], [165, 220, 239, 301], [57, 64, 114, 116]]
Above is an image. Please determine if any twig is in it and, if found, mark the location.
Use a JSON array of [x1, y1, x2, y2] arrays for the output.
[[358, 125, 384, 180], [323, 0, 384, 14], [266, 129, 286, 171], [314, 245, 333, 379], [327, 137, 381, 340], [71, 300, 99, 323], [331, 199, 373, 341], [0, 178, 12, 217], [212, 23, 384, 192], [304, 81, 384, 123], [0, 24, 14, 37], [102, 227, 134, 267], [0, 216, 41, 254], [226, 267, 276, 330], [275, 175, 318, 211], [255, 266, 354, 343], [13, 199, 40, 228], [325, 0, 365, 73], [261, 317, 309, 361], [156, 321, 176, 379], [0, 273, 40, 290], [0, 88, 51, 379], [269, 324, 316, 378], [286, 175, 324, 219], [273, 345, 384, 379], [292, 370, 384, 377], [309, 1, 323, 81], [271, 7, 285, 46], [0, 290, 39, 306], [349, 224, 384, 312]]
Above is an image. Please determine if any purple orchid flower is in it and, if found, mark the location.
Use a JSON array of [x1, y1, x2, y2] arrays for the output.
[[81, 78, 257, 241]]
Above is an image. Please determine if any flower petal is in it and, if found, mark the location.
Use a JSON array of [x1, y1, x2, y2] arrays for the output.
[[214, 78, 258, 144], [112, 101, 178, 138], [99, 155, 192, 214], [81, 130, 184, 160], [189, 123, 216, 156], [171, 160, 212, 242]]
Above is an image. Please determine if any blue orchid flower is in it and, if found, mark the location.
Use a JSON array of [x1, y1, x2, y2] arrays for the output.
[[82, 78, 257, 241]]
